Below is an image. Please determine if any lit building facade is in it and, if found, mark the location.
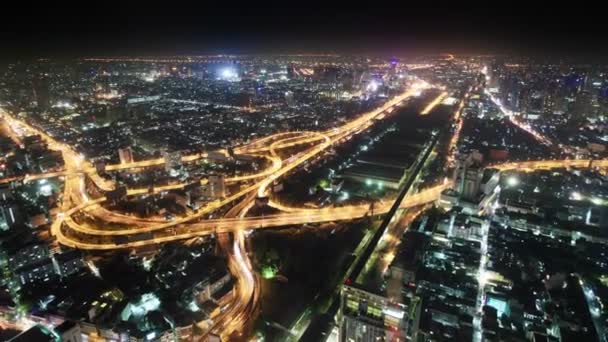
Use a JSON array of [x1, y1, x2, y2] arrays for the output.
[[339, 285, 421, 342]]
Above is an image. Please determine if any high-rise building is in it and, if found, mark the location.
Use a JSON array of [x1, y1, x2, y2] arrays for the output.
[[203, 175, 225, 199], [0, 203, 22, 231], [54, 321, 82, 342], [32, 75, 51, 110], [118, 147, 134, 164], [453, 152, 484, 203], [460, 167, 484, 202], [163, 151, 182, 172], [389, 57, 399, 77], [285, 91, 295, 107], [339, 284, 421, 342], [572, 91, 595, 119]]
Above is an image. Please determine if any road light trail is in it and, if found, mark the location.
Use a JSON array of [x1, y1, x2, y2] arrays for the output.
[[5, 83, 436, 339], [479, 70, 574, 155], [56, 83, 427, 239], [446, 90, 470, 167], [0, 118, 24, 147], [54, 156, 608, 250], [7, 71, 606, 342], [420, 91, 448, 115], [49, 83, 427, 243], [36, 80, 608, 342], [9, 90, 605, 253], [207, 190, 258, 339]]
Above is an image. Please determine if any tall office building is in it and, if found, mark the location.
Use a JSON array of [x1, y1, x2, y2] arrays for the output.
[[285, 91, 295, 107], [0, 204, 22, 231], [163, 151, 182, 172], [339, 285, 421, 341], [453, 152, 484, 203], [118, 147, 134, 165], [389, 57, 399, 77], [461, 167, 484, 202], [204, 175, 226, 199], [32, 75, 51, 110], [572, 91, 595, 119]]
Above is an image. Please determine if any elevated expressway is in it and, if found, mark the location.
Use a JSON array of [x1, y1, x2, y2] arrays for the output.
[[4, 87, 603, 252], [52, 85, 426, 248], [40, 81, 428, 339], [4, 86, 602, 252], [0, 82, 430, 250], [3, 82, 605, 339], [53, 155, 608, 251]]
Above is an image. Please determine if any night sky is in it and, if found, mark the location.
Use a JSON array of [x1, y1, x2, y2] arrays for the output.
[[1, 7, 606, 60]]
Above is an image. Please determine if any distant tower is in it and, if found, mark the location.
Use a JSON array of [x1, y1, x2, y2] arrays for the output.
[[389, 57, 399, 76], [32, 75, 51, 110], [285, 91, 295, 107], [287, 63, 296, 79], [118, 147, 134, 164]]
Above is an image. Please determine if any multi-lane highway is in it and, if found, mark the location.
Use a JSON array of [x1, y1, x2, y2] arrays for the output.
[[4, 78, 607, 340], [39, 82, 428, 247], [420, 91, 448, 115], [4, 88, 602, 253], [480, 68, 577, 156], [0, 81, 432, 339]]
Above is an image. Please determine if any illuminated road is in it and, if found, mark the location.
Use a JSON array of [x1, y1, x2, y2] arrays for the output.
[[10, 95, 435, 342], [53, 183, 446, 249], [492, 159, 608, 171], [14, 82, 581, 340], [4, 80, 608, 341], [21, 82, 602, 252], [480, 68, 574, 155], [49, 82, 428, 246], [420, 91, 448, 115], [484, 89, 554, 146], [3, 79, 420, 194], [446, 89, 471, 167], [207, 194, 259, 339], [356, 206, 428, 287], [0, 130, 314, 186], [0, 117, 23, 148], [0, 83, 426, 339], [52, 155, 608, 250]]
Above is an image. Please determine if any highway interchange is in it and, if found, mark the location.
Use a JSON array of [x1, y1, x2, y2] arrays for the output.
[[1, 75, 604, 339], [1, 80, 431, 338]]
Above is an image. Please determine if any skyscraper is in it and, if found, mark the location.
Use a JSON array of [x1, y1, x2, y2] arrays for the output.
[[453, 152, 484, 203], [32, 75, 51, 110], [0, 204, 22, 231], [204, 175, 226, 199], [118, 147, 134, 165], [285, 91, 295, 107]]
